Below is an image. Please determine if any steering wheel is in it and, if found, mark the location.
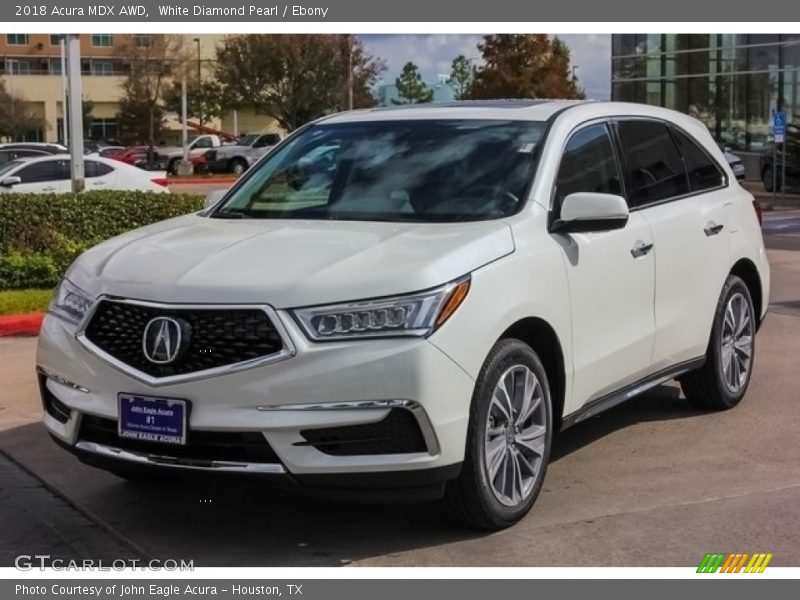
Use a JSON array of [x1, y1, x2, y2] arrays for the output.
[[458, 185, 520, 215]]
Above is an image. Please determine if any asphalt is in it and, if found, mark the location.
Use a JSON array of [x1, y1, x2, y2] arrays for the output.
[[0, 216, 798, 568]]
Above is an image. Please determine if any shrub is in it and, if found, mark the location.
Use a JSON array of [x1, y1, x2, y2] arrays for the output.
[[0, 191, 204, 289]]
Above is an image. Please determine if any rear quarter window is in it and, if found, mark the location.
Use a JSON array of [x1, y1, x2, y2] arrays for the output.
[[671, 128, 725, 192]]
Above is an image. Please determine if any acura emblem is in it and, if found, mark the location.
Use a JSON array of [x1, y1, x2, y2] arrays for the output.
[[142, 317, 190, 364]]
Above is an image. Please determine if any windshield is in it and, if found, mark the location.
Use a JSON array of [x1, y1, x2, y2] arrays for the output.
[[236, 134, 260, 146], [0, 160, 24, 177], [212, 119, 547, 222]]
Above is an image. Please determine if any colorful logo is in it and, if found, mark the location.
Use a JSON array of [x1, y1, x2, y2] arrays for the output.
[[697, 552, 773, 573]]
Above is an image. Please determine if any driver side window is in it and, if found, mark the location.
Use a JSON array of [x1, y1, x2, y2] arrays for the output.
[[554, 123, 623, 212]]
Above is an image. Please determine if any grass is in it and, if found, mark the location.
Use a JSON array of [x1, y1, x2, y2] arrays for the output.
[[0, 289, 52, 316]]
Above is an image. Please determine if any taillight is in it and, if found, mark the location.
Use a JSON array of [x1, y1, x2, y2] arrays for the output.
[[151, 178, 169, 187], [753, 199, 762, 225]]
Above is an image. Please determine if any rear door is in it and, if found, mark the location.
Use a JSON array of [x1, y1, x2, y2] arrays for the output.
[[85, 160, 117, 189], [615, 119, 731, 369], [552, 122, 657, 407]]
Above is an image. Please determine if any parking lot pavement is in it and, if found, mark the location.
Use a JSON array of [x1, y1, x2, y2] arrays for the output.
[[1, 242, 799, 567], [0, 451, 144, 566]]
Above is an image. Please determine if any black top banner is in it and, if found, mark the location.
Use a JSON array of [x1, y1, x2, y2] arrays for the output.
[[3, 0, 800, 22]]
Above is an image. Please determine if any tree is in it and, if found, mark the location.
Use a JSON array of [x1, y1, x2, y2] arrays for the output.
[[469, 34, 585, 100], [215, 35, 384, 132], [393, 62, 433, 104], [447, 55, 475, 100], [163, 79, 224, 125], [0, 81, 46, 142], [116, 34, 188, 146]]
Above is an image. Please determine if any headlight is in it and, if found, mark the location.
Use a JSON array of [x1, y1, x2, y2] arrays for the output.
[[48, 279, 93, 325], [293, 276, 471, 341]]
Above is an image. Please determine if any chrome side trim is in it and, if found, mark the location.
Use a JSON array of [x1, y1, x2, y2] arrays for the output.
[[256, 399, 441, 456], [74, 440, 287, 474], [37, 366, 90, 393], [74, 297, 297, 387], [560, 356, 706, 430]]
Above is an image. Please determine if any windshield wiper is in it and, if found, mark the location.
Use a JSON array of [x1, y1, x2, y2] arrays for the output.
[[211, 209, 249, 219]]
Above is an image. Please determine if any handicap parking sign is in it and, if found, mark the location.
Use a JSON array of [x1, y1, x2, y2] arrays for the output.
[[773, 111, 786, 143]]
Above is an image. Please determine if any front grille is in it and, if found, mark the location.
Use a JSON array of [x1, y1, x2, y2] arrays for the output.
[[39, 375, 72, 423], [83, 300, 284, 378], [299, 408, 428, 456], [78, 414, 281, 464]]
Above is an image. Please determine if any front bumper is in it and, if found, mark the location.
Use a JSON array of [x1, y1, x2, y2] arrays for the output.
[[37, 308, 473, 491]]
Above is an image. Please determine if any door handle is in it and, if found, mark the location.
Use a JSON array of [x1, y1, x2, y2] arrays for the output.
[[92, 180, 105, 186], [42, 186, 56, 192], [630, 240, 654, 258], [704, 221, 724, 236]]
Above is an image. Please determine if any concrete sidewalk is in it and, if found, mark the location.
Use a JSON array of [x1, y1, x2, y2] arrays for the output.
[[0, 450, 144, 567]]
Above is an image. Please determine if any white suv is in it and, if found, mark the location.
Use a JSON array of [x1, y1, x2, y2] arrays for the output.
[[38, 101, 769, 530]]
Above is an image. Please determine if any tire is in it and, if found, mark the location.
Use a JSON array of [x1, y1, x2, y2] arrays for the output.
[[680, 275, 756, 410], [168, 158, 180, 176], [763, 165, 778, 192], [230, 158, 248, 176], [443, 338, 552, 530]]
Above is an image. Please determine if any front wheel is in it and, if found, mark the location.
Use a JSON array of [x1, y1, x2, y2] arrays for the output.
[[680, 275, 756, 410], [443, 338, 552, 530]]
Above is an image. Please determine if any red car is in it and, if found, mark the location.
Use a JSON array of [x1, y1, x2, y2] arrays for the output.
[[110, 146, 207, 174]]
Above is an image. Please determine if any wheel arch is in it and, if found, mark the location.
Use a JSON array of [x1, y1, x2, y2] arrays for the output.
[[730, 257, 763, 329], [500, 317, 566, 432]]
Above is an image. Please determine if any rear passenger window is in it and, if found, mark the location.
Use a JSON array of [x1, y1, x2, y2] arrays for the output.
[[671, 128, 725, 191], [555, 123, 623, 209], [617, 120, 690, 206], [85, 161, 113, 177]]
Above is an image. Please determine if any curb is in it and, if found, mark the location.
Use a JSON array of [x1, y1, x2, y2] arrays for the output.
[[0, 313, 44, 337], [168, 177, 237, 185]]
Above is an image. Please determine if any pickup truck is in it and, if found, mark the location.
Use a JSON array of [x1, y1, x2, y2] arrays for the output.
[[204, 133, 282, 175], [158, 134, 223, 175]]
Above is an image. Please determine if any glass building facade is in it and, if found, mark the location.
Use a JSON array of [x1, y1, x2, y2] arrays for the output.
[[611, 34, 800, 153]]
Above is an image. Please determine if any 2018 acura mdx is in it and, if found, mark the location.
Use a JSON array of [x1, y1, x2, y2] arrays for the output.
[[38, 100, 769, 529]]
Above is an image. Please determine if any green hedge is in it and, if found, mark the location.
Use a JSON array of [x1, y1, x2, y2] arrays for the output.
[[0, 191, 204, 290]]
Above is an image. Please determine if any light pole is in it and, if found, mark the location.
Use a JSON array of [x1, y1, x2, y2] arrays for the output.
[[60, 36, 68, 146], [6, 59, 18, 137], [193, 37, 202, 126]]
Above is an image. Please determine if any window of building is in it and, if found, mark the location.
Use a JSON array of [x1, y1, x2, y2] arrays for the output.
[[7, 59, 32, 75], [91, 34, 114, 47], [671, 128, 725, 192], [49, 59, 62, 75], [6, 34, 30, 46], [49, 35, 62, 46], [555, 124, 623, 209], [617, 120, 690, 206], [133, 34, 152, 48], [90, 60, 115, 76], [89, 119, 119, 142]]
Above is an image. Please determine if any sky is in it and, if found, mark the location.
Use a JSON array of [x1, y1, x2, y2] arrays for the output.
[[359, 34, 611, 101]]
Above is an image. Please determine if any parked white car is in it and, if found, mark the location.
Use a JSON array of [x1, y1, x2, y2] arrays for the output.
[[38, 101, 769, 530], [0, 155, 169, 194]]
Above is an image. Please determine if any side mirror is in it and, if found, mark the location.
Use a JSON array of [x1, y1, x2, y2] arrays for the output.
[[1, 176, 21, 187], [551, 192, 629, 233], [203, 189, 227, 209]]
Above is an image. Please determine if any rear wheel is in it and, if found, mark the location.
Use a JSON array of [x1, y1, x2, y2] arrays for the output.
[[443, 338, 552, 530], [230, 158, 248, 176], [168, 158, 181, 176], [763, 165, 778, 192], [680, 275, 756, 410]]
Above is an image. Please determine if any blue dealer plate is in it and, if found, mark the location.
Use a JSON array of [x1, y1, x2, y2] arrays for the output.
[[118, 394, 187, 445]]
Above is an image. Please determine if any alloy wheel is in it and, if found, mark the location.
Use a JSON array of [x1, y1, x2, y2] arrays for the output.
[[720, 291, 754, 393], [484, 365, 547, 507]]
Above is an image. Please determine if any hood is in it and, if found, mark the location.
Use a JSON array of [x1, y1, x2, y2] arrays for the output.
[[69, 214, 515, 308]]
